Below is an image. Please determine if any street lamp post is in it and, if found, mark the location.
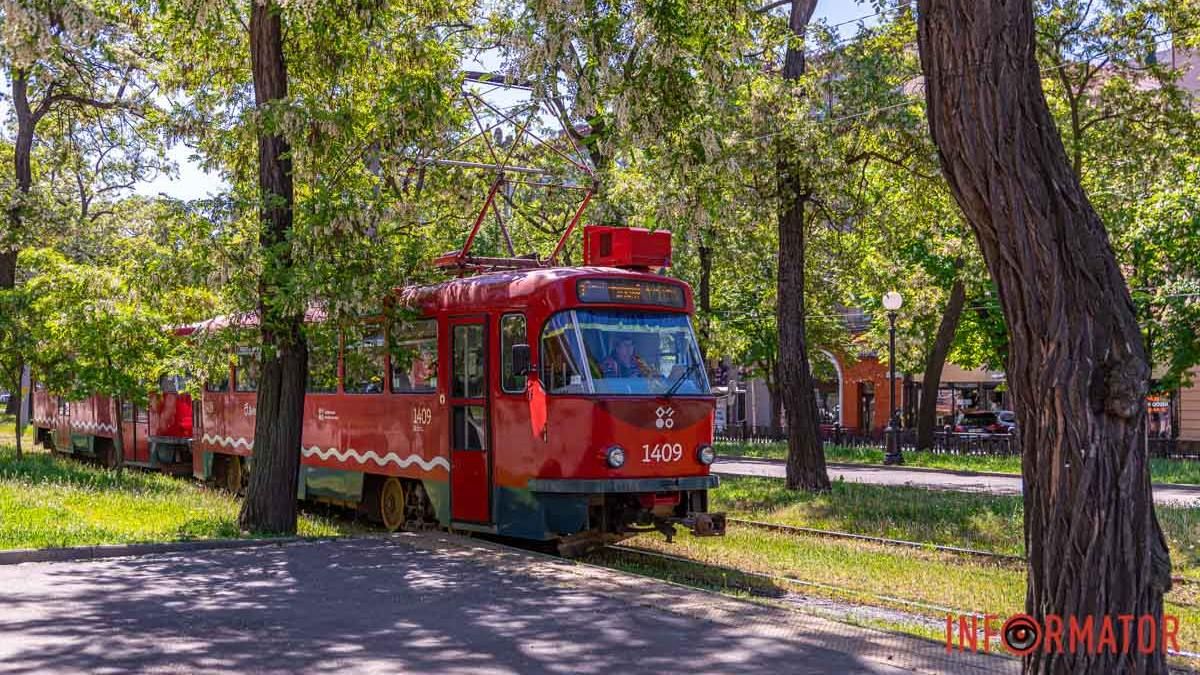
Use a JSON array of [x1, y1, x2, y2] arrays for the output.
[[882, 291, 904, 465]]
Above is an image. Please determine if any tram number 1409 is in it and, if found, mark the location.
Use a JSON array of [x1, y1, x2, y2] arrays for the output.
[[641, 443, 683, 463]]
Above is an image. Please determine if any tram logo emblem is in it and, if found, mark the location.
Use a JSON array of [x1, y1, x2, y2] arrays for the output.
[[655, 406, 675, 429]]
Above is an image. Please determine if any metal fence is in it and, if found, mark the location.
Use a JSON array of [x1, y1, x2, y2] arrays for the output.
[[715, 425, 1198, 461]]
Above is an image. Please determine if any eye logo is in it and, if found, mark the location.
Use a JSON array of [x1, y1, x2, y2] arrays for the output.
[[655, 406, 675, 429], [1002, 614, 1041, 656]]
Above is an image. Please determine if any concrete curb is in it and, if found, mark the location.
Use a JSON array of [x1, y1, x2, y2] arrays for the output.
[[0, 536, 306, 566], [718, 455, 1200, 492]]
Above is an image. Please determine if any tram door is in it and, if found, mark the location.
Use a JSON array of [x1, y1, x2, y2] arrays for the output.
[[448, 317, 492, 524]]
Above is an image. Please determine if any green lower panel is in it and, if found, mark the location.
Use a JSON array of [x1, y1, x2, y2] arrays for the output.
[[423, 479, 451, 524], [70, 434, 94, 455], [302, 466, 365, 502]]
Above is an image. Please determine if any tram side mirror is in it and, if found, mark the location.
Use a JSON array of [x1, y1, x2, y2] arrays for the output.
[[511, 343, 532, 377]]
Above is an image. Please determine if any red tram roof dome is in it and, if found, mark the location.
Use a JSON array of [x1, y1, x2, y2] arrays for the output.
[[395, 266, 692, 314]]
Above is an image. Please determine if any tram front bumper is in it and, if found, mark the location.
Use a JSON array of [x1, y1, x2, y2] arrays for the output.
[[527, 475, 719, 493]]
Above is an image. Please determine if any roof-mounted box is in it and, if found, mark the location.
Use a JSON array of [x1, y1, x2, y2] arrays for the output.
[[582, 225, 672, 270]]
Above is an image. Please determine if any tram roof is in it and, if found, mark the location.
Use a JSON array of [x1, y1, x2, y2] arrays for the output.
[[395, 266, 693, 314], [180, 266, 693, 335]]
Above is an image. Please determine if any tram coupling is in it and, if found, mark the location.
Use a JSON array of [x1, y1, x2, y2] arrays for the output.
[[656, 512, 726, 542]]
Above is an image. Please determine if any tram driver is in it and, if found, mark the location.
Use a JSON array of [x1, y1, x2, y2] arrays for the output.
[[600, 335, 653, 379]]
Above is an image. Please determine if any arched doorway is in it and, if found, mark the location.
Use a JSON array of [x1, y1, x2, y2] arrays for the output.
[[812, 350, 844, 427]]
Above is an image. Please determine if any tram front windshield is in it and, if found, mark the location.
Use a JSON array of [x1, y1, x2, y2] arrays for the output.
[[540, 309, 710, 396]]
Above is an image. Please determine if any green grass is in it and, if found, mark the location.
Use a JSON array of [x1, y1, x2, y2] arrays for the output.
[[594, 475, 1200, 660], [709, 476, 1200, 577], [718, 441, 1200, 485], [0, 444, 361, 550]]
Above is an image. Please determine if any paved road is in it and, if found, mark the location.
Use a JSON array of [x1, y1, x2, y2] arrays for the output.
[[714, 458, 1200, 507], [0, 535, 1016, 675]]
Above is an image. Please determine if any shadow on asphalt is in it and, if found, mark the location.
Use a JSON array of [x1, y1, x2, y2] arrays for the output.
[[0, 537, 937, 674]]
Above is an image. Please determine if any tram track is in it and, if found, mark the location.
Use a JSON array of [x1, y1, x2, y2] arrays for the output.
[[725, 517, 1025, 565], [601, 542, 971, 619]]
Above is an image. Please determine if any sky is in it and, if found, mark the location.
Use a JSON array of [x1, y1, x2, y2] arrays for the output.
[[3, 1, 883, 203]]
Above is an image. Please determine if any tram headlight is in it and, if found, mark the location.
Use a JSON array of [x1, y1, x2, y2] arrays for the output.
[[697, 444, 716, 465], [605, 445, 626, 468]]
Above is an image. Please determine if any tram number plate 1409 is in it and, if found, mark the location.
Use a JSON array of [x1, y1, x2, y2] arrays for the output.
[[642, 443, 683, 463]]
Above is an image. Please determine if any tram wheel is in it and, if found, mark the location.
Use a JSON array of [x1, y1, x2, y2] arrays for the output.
[[378, 477, 407, 532]]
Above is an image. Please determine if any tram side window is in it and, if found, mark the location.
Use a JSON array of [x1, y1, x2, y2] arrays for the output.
[[234, 348, 260, 393], [159, 374, 188, 394], [453, 405, 487, 450], [121, 400, 135, 422], [344, 324, 386, 394], [306, 323, 339, 394], [206, 364, 230, 392], [500, 314, 527, 394], [390, 317, 437, 393], [540, 312, 587, 394]]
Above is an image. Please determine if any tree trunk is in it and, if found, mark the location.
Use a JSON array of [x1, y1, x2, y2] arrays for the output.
[[697, 242, 712, 363], [12, 364, 22, 461], [917, 3, 1171, 673], [238, 0, 309, 535], [4, 69, 35, 291], [113, 396, 125, 470], [777, 0, 829, 491], [767, 362, 783, 439], [916, 274, 965, 450]]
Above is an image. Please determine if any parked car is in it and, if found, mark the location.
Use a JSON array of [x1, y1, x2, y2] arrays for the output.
[[0, 391, 9, 405], [954, 410, 1017, 435]]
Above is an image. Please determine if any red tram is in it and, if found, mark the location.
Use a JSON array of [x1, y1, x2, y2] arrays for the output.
[[31, 380, 194, 473], [30, 225, 725, 551]]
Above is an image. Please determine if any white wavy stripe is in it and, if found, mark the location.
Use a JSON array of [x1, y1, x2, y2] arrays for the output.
[[71, 420, 117, 433], [201, 433, 253, 450], [301, 446, 450, 472]]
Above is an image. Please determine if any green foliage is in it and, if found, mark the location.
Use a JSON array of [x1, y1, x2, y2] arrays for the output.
[[1035, 0, 1200, 388], [20, 246, 207, 405], [152, 0, 470, 338]]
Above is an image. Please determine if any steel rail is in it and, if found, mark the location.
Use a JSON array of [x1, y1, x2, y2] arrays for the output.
[[726, 518, 1025, 564], [604, 543, 972, 617]]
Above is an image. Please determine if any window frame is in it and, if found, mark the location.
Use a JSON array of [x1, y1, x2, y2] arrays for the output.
[[499, 312, 527, 395], [538, 308, 710, 397], [389, 316, 439, 395], [304, 323, 342, 395], [206, 364, 231, 393], [342, 321, 387, 395], [233, 347, 260, 393]]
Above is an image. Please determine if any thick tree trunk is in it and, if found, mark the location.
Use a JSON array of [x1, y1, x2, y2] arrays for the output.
[[238, 0, 309, 535], [916, 274, 965, 450], [777, 0, 828, 491], [697, 242, 712, 362], [918, 3, 1171, 673], [4, 70, 34, 291]]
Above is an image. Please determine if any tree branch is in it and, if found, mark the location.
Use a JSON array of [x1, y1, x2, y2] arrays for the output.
[[757, 0, 791, 13]]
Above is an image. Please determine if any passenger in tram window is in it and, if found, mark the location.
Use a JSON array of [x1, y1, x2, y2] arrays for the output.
[[599, 336, 653, 379]]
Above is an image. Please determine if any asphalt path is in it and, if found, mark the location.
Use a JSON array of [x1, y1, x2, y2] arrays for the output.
[[0, 535, 1015, 675], [713, 458, 1200, 507]]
